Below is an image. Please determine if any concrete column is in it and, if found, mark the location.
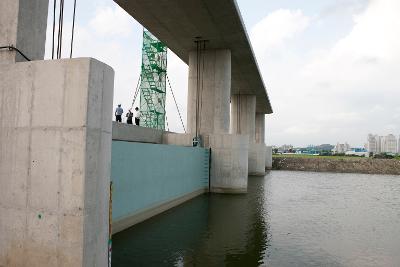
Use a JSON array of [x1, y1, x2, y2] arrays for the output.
[[255, 113, 265, 144], [187, 49, 248, 193], [266, 146, 273, 170], [231, 96, 267, 176], [231, 95, 265, 175], [0, 58, 114, 266], [231, 94, 256, 142], [187, 49, 231, 135], [0, 0, 49, 63]]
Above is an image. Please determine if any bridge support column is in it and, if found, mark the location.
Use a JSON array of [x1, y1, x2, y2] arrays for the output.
[[0, 0, 49, 63], [187, 49, 231, 134], [0, 3, 115, 264], [231, 95, 266, 175], [187, 49, 248, 193], [0, 59, 114, 267], [255, 113, 267, 175]]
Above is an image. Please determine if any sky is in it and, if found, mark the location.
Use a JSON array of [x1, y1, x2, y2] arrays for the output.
[[44, 0, 400, 147]]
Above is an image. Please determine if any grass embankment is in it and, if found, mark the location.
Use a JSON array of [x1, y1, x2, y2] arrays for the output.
[[273, 154, 400, 161], [272, 154, 400, 174]]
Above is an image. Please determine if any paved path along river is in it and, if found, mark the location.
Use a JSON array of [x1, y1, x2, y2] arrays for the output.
[[112, 171, 400, 267]]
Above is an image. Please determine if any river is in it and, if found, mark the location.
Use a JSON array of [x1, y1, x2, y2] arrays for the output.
[[112, 171, 400, 267]]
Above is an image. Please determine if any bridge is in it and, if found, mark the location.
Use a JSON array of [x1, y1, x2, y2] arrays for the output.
[[115, 0, 273, 114], [0, 0, 273, 265], [116, 0, 273, 191]]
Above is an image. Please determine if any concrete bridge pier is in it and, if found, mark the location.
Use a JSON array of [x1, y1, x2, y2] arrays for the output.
[[0, 1, 114, 265], [187, 49, 248, 193], [255, 113, 267, 175], [231, 95, 266, 176], [0, 0, 48, 63]]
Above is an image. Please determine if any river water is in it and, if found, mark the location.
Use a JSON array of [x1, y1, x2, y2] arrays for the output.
[[112, 171, 400, 267]]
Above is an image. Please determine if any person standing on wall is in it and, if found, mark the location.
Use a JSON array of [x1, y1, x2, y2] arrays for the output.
[[115, 104, 123, 122], [126, 109, 133, 124], [134, 107, 141, 126]]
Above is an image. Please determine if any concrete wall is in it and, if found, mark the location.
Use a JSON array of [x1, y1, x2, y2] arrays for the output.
[[162, 132, 195, 146], [0, 58, 114, 266], [112, 122, 163, 143], [111, 141, 210, 233], [111, 122, 195, 146], [0, 0, 49, 63], [203, 134, 249, 193]]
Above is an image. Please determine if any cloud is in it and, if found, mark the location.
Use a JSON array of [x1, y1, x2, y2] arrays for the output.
[[89, 6, 134, 37], [251, 9, 310, 55], [251, 1, 400, 146]]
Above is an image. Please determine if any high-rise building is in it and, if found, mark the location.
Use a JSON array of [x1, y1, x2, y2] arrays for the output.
[[367, 134, 398, 154], [398, 136, 400, 154], [384, 134, 397, 154], [367, 134, 378, 153], [333, 142, 351, 154]]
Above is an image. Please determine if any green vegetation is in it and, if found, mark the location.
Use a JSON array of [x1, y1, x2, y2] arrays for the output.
[[273, 154, 400, 161], [272, 154, 362, 160]]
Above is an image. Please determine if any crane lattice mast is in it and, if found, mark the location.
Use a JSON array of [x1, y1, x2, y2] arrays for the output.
[[139, 30, 167, 130]]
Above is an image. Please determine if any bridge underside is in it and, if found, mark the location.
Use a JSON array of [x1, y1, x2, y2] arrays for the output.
[[115, 0, 272, 192], [114, 0, 272, 114]]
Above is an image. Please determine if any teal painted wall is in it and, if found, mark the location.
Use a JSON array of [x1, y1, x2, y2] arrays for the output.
[[111, 141, 209, 221]]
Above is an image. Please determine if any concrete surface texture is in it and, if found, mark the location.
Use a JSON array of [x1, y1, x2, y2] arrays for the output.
[[111, 122, 196, 147], [113, 0, 272, 114], [112, 121, 163, 143], [187, 49, 231, 135], [162, 132, 196, 146], [255, 113, 265, 144], [265, 146, 273, 169], [0, 58, 114, 267], [0, 0, 49, 63], [231, 94, 266, 175], [111, 141, 209, 233], [203, 134, 249, 193], [231, 94, 256, 142], [248, 144, 266, 176]]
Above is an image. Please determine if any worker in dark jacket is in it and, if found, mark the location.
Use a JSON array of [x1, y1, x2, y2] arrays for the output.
[[126, 109, 133, 124]]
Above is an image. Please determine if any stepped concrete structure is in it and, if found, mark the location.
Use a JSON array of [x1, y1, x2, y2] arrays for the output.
[[0, 0, 114, 265], [115, 0, 273, 192]]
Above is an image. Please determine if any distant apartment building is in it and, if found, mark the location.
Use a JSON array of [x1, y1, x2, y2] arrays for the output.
[[367, 134, 399, 154], [398, 136, 400, 154], [367, 134, 379, 153], [332, 142, 351, 154], [383, 134, 397, 154]]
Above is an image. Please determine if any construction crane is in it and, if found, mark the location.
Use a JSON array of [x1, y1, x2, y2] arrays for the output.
[[138, 30, 167, 130]]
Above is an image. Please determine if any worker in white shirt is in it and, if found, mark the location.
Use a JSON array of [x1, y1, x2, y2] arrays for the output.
[[134, 107, 141, 126], [115, 104, 123, 122]]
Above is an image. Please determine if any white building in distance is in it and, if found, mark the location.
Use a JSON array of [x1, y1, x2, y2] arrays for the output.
[[367, 134, 399, 154], [333, 142, 351, 154]]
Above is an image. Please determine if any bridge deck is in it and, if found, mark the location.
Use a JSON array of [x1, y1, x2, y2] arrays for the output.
[[114, 0, 273, 114]]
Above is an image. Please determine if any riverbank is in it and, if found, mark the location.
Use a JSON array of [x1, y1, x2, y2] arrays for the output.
[[272, 156, 400, 175]]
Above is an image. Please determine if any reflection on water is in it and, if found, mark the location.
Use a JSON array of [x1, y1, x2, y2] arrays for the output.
[[112, 171, 400, 267]]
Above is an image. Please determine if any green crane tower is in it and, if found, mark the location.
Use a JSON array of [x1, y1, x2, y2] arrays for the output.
[[139, 30, 167, 130]]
